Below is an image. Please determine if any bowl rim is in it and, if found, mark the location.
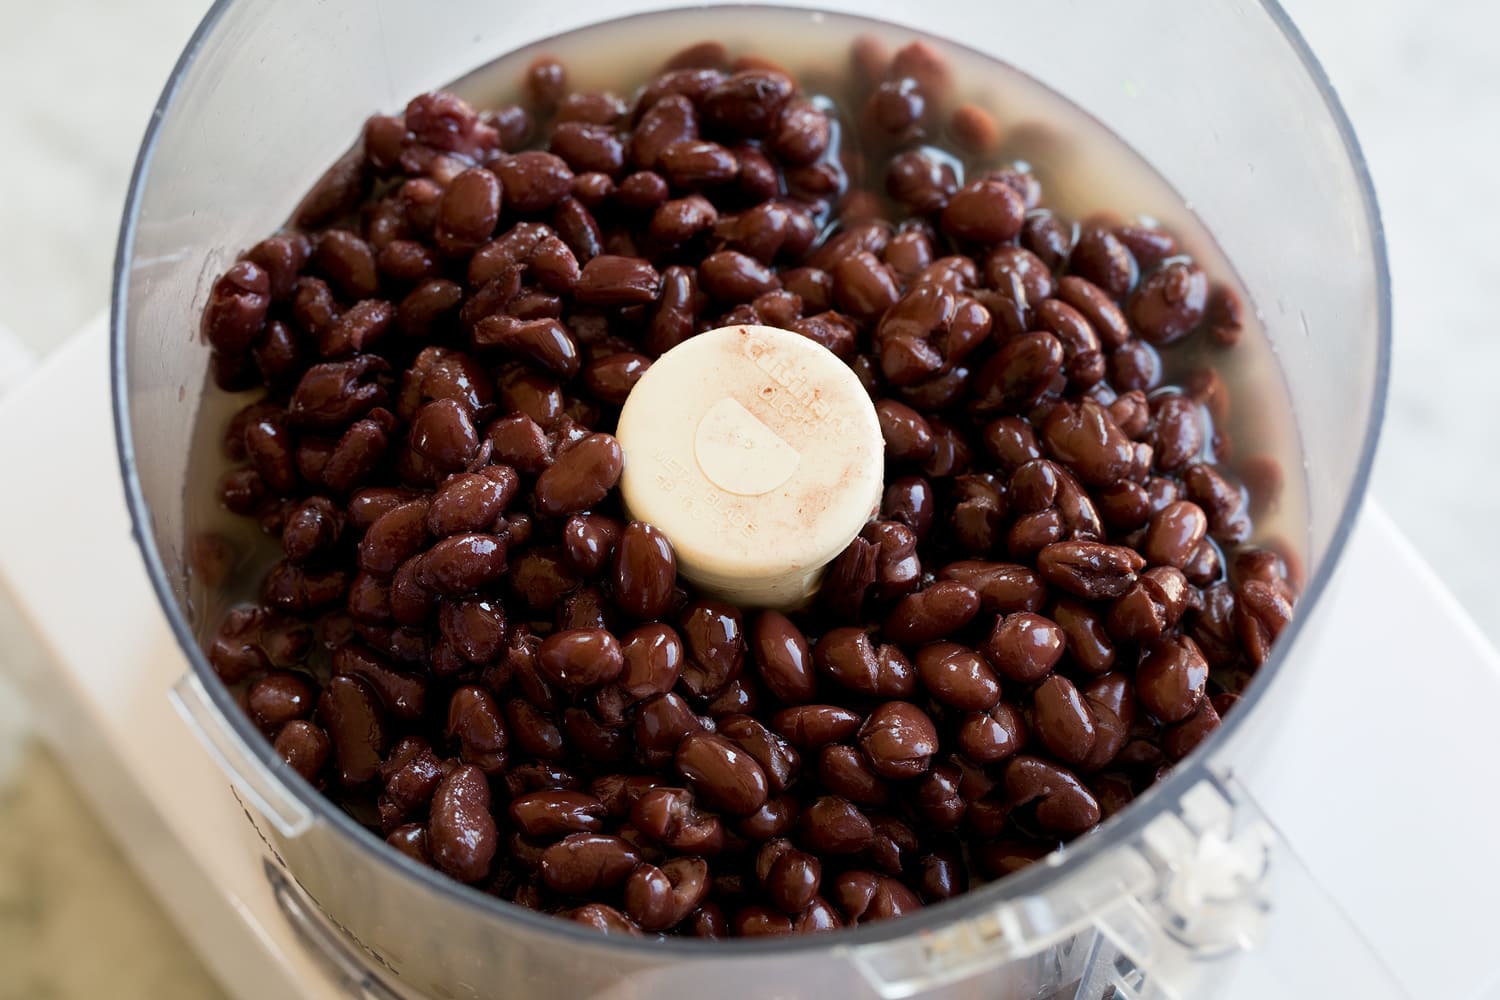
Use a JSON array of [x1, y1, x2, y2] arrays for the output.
[[110, 0, 1391, 962]]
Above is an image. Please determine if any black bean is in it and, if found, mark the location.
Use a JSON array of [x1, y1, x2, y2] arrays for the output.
[[202, 55, 1285, 938]]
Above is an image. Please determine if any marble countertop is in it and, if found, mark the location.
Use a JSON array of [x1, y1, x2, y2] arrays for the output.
[[0, 0, 1495, 996]]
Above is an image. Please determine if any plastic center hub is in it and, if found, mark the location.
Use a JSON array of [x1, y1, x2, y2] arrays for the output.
[[615, 324, 884, 610]]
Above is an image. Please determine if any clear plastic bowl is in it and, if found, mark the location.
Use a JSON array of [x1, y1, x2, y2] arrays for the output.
[[112, 1, 1389, 997]]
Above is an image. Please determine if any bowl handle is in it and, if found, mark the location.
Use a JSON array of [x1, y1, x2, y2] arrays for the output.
[[170, 671, 315, 839], [849, 772, 1405, 999]]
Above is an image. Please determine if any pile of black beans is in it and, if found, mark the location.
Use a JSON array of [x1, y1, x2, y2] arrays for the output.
[[198, 34, 1297, 938]]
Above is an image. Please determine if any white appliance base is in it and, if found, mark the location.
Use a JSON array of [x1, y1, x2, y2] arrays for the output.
[[3, 318, 1498, 1000]]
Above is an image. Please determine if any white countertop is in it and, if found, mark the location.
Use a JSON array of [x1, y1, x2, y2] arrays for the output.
[[0, 1, 1495, 997], [2, 0, 1495, 636]]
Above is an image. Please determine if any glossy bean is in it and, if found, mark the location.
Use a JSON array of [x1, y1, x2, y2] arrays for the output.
[[537, 629, 625, 691], [679, 600, 745, 697], [1130, 262, 1208, 345], [317, 675, 387, 786], [981, 612, 1065, 682], [534, 433, 624, 515], [1037, 541, 1144, 599], [718, 714, 800, 794], [540, 833, 641, 895], [274, 720, 330, 783], [830, 870, 923, 925], [418, 533, 508, 594], [749, 611, 816, 705], [1143, 501, 1209, 569], [1032, 675, 1097, 766], [429, 764, 499, 883], [814, 628, 914, 698], [883, 581, 980, 645], [915, 642, 1001, 711], [630, 786, 726, 854], [956, 701, 1026, 765], [799, 796, 873, 855], [426, 471, 514, 538], [575, 255, 663, 306], [247, 671, 315, 733], [634, 692, 705, 768], [940, 179, 1024, 243], [676, 732, 768, 816], [1136, 636, 1210, 723], [857, 701, 939, 779], [1004, 755, 1100, 835]]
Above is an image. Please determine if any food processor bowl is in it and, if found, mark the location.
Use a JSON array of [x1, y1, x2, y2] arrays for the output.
[[112, 1, 1389, 997]]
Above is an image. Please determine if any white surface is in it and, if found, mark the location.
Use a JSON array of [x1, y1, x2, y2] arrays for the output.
[[0, 316, 31, 780], [1239, 503, 1500, 1000], [1268, 0, 1500, 639], [0, 1, 205, 359], [0, 319, 342, 1000], [0, 0, 1497, 996], [3, 318, 1500, 999], [617, 324, 884, 608], [0, 740, 227, 1000], [1, 0, 1498, 645], [0, 320, 34, 398]]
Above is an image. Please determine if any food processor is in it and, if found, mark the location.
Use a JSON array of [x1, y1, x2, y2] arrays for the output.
[[108, 0, 1391, 996]]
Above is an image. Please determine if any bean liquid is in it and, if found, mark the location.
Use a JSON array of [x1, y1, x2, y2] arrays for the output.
[[187, 10, 1304, 625], [439, 5, 1305, 551], [184, 4, 1307, 933]]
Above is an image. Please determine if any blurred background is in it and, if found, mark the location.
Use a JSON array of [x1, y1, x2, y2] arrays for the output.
[[0, 0, 1494, 996]]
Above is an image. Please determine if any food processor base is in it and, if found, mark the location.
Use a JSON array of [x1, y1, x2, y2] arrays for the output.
[[3, 316, 1499, 1000]]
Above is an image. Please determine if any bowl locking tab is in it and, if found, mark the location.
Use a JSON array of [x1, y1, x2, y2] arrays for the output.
[[849, 774, 1277, 1000]]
